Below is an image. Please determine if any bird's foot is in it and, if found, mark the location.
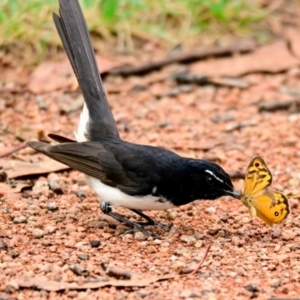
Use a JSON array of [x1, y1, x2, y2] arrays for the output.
[[136, 221, 171, 231], [100, 202, 160, 239], [123, 224, 159, 239], [130, 209, 171, 231]]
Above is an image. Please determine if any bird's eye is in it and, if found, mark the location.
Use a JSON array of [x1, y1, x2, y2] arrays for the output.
[[206, 176, 214, 185]]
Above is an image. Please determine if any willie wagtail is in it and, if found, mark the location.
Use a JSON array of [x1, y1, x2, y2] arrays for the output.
[[27, 0, 240, 237]]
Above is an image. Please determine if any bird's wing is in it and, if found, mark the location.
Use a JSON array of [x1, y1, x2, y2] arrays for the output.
[[27, 141, 154, 196]]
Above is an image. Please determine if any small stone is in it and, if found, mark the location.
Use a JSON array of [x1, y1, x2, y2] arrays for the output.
[[220, 214, 228, 222], [47, 202, 58, 212], [167, 210, 177, 221], [206, 229, 220, 236], [194, 240, 203, 248], [0, 171, 8, 182], [32, 180, 48, 191], [174, 246, 190, 256], [134, 231, 146, 241], [231, 236, 244, 247], [289, 199, 298, 208], [5, 280, 19, 293], [90, 240, 101, 248], [122, 234, 133, 242], [281, 230, 297, 241], [153, 239, 162, 244], [76, 174, 87, 186], [289, 177, 299, 188], [65, 224, 76, 233], [76, 190, 87, 200], [268, 264, 276, 271], [277, 254, 289, 262], [180, 235, 196, 245], [74, 242, 90, 251], [13, 216, 27, 224], [48, 180, 63, 194], [69, 264, 89, 276], [194, 233, 205, 240], [287, 243, 297, 251], [210, 113, 235, 123], [241, 216, 250, 224], [270, 279, 281, 288], [205, 206, 216, 214], [10, 251, 19, 258], [47, 173, 58, 181], [180, 290, 198, 298], [67, 291, 78, 298], [31, 228, 45, 238], [44, 225, 57, 234], [244, 284, 259, 293], [147, 246, 157, 253], [0, 239, 8, 251], [229, 272, 238, 278], [216, 230, 226, 238], [78, 254, 89, 261], [172, 260, 186, 271], [272, 228, 282, 239], [161, 242, 169, 248], [274, 244, 281, 252]]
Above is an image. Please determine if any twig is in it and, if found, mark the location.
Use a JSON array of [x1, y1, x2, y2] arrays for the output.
[[189, 243, 211, 275], [0, 143, 27, 158], [258, 100, 300, 113], [109, 40, 255, 76], [225, 120, 257, 132], [106, 265, 132, 279], [174, 73, 249, 88]]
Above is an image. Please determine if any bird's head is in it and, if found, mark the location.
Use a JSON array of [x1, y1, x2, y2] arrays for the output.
[[188, 159, 240, 200]]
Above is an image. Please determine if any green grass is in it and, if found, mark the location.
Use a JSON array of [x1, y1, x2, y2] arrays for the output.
[[0, 0, 266, 63]]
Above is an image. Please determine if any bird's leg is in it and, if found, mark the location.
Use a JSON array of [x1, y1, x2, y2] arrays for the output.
[[130, 209, 171, 231], [100, 202, 158, 238]]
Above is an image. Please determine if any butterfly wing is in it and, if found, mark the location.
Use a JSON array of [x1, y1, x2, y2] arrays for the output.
[[244, 156, 273, 196], [252, 190, 290, 226]]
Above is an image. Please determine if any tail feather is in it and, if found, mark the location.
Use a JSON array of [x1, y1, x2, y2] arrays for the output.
[[48, 134, 75, 143], [53, 0, 119, 141]]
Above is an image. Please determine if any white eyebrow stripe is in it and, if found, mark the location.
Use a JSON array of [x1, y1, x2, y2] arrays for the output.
[[205, 169, 224, 183]]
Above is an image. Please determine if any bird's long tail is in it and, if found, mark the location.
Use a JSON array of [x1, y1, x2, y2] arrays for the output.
[[53, 0, 119, 141]]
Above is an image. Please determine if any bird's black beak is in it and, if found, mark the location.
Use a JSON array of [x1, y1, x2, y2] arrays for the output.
[[227, 190, 241, 199]]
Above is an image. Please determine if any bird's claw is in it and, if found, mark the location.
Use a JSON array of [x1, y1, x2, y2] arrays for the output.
[[123, 224, 159, 239]]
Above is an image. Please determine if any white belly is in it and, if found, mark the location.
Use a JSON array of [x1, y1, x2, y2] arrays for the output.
[[87, 176, 174, 211]]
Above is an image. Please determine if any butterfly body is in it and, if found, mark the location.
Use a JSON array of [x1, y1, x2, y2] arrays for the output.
[[240, 156, 290, 227]]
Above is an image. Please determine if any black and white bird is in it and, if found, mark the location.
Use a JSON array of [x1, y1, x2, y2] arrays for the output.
[[27, 0, 240, 237]]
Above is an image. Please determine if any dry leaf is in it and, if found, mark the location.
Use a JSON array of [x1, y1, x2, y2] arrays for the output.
[[285, 27, 300, 59], [28, 56, 121, 94], [28, 60, 75, 94], [190, 41, 299, 77], [15, 275, 178, 291], [0, 182, 31, 194], [0, 158, 70, 179]]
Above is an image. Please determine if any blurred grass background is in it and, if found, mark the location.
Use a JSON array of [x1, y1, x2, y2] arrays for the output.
[[1, 0, 268, 64]]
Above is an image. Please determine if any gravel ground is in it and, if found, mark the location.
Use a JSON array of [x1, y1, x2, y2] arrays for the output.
[[1, 50, 300, 299]]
